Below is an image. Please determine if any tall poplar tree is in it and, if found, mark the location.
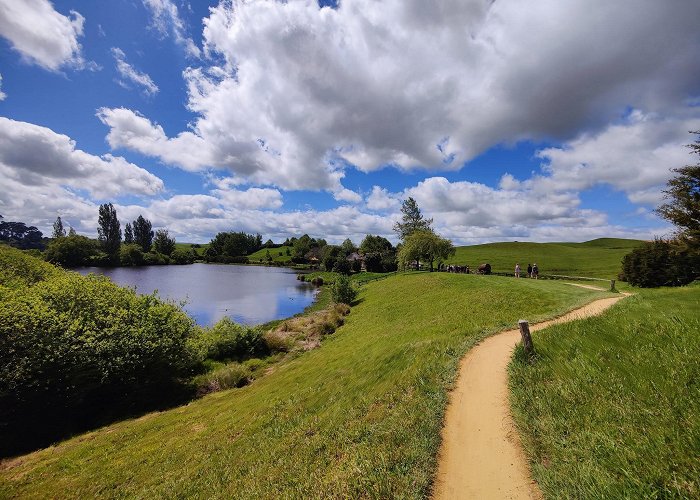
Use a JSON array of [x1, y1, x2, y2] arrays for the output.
[[124, 223, 134, 244], [52, 216, 66, 239], [97, 203, 121, 258], [132, 215, 154, 252]]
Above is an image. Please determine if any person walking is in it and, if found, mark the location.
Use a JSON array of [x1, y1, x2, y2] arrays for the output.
[[527, 263, 532, 278], [515, 263, 521, 278], [532, 263, 539, 279]]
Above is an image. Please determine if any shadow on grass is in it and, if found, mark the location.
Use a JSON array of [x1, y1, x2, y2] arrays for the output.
[[0, 380, 196, 459]]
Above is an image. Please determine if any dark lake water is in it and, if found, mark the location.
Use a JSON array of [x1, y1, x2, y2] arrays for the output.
[[76, 264, 317, 327]]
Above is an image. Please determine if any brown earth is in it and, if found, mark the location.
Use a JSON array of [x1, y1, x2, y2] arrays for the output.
[[433, 292, 628, 499]]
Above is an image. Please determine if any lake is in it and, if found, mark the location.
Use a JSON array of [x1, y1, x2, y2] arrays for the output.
[[76, 264, 317, 327]]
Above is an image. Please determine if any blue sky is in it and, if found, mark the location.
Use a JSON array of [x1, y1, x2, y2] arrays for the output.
[[1, 0, 699, 244]]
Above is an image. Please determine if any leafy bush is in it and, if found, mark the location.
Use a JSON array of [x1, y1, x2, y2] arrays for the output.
[[331, 274, 357, 304], [44, 234, 97, 267], [0, 245, 58, 288], [621, 239, 699, 287], [171, 247, 195, 265], [119, 243, 144, 266], [189, 318, 267, 362], [144, 252, 170, 265], [0, 258, 198, 453]]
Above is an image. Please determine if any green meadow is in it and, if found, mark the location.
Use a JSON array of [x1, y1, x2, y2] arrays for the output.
[[510, 284, 700, 498], [0, 273, 606, 499], [247, 245, 294, 263], [447, 238, 644, 278]]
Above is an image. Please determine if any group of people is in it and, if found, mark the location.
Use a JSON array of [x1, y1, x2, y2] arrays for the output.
[[514, 263, 539, 279]]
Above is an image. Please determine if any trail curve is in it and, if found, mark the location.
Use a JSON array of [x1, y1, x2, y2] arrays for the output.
[[433, 293, 628, 499]]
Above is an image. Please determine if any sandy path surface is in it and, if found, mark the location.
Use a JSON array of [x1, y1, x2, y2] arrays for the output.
[[433, 294, 628, 500]]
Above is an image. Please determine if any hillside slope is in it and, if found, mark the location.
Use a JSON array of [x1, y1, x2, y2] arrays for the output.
[[0, 273, 605, 499], [446, 238, 644, 278]]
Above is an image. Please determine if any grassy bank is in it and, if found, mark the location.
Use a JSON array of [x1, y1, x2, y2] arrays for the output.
[[509, 285, 700, 498], [446, 238, 643, 278], [0, 273, 607, 498]]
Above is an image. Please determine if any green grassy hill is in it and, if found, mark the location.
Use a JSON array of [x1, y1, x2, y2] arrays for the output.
[[0, 274, 606, 498], [247, 245, 294, 263], [446, 238, 644, 278], [510, 284, 700, 498]]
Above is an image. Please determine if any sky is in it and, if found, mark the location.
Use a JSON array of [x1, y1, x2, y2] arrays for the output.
[[0, 0, 699, 245]]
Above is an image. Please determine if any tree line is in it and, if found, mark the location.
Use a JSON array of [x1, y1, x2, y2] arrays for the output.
[[45, 203, 193, 267]]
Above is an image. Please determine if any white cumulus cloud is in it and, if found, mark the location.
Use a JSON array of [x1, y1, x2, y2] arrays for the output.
[[0, 117, 164, 199], [0, 0, 89, 71]]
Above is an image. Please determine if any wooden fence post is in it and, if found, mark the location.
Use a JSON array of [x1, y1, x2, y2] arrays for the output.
[[610, 279, 616, 292], [518, 320, 535, 356]]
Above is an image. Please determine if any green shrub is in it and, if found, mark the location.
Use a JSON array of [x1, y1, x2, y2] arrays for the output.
[[189, 318, 267, 362], [0, 264, 198, 453], [144, 252, 170, 265], [44, 235, 97, 268], [119, 243, 144, 266], [331, 274, 357, 304], [170, 247, 195, 265], [0, 245, 58, 288], [621, 239, 699, 287]]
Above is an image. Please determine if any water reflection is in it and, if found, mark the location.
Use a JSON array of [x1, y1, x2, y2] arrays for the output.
[[76, 263, 317, 326]]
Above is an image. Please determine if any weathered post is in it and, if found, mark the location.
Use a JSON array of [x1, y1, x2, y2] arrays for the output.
[[518, 320, 535, 356], [610, 279, 616, 292]]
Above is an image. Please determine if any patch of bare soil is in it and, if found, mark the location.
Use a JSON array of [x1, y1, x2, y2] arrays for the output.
[[433, 294, 628, 499]]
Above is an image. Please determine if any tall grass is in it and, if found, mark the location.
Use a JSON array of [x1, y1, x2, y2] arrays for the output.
[[509, 285, 700, 498], [0, 273, 606, 498]]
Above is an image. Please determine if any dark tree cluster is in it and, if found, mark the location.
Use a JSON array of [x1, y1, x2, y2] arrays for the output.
[[43, 205, 185, 268], [0, 215, 45, 250], [359, 234, 398, 272], [204, 232, 263, 263], [622, 132, 700, 287], [621, 238, 699, 287]]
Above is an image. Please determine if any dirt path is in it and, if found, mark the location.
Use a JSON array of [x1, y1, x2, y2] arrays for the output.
[[432, 294, 628, 500]]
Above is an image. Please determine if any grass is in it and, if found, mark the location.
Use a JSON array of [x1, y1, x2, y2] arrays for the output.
[[0, 273, 607, 499], [446, 238, 644, 279], [173, 242, 209, 257], [247, 246, 294, 263], [509, 284, 700, 498], [303, 270, 393, 285]]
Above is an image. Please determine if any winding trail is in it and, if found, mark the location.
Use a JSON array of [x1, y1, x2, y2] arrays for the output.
[[433, 291, 629, 499]]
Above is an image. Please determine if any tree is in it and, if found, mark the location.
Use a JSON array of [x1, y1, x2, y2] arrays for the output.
[[52, 217, 66, 239], [656, 131, 700, 250], [45, 234, 97, 267], [331, 274, 357, 304], [68, 226, 77, 236], [0, 219, 44, 250], [393, 197, 433, 241], [292, 234, 313, 262], [340, 238, 357, 256], [132, 215, 154, 253], [124, 223, 134, 244], [397, 230, 455, 271], [153, 229, 176, 256], [97, 203, 121, 258], [359, 234, 397, 272], [622, 239, 698, 287]]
